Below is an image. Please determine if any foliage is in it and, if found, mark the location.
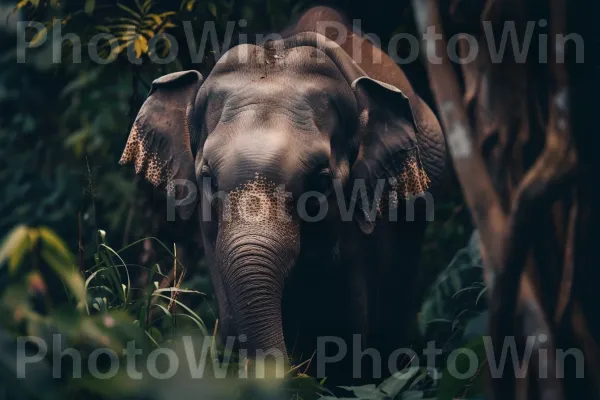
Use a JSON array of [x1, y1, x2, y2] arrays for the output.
[[316, 232, 487, 400], [0, 226, 182, 395], [322, 367, 440, 400], [0, 0, 478, 398], [419, 231, 487, 355], [0, 226, 332, 399], [0, 224, 337, 399]]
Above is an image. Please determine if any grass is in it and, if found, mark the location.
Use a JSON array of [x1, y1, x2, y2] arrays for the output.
[[0, 225, 335, 400], [0, 225, 487, 400]]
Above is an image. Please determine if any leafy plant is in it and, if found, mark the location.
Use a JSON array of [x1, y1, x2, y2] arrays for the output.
[[436, 337, 487, 400], [320, 367, 440, 400], [419, 231, 487, 355], [0, 225, 86, 305], [95, 1, 177, 59], [0, 225, 209, 398]]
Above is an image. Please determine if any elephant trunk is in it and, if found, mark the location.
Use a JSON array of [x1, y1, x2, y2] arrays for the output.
[[217, 229, 299, 361]]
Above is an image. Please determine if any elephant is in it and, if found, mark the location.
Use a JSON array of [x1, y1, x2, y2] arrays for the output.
[[120, 6, 446, 381]]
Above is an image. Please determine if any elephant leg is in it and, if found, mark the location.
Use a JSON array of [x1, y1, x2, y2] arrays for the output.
[[367, 218, 427, 377], [281, 248, 369, 384]]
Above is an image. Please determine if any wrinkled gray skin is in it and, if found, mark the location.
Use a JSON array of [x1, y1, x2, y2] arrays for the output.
[[121, 7, 445, 381]]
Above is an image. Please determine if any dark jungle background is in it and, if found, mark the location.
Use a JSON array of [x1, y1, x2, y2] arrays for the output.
[[0, 1, 486, 399]]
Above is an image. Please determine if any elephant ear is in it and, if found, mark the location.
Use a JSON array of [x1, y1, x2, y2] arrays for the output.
[[276, 32, 445, 234], [350, 77, 440, 234], [120, 70, 203, 217]]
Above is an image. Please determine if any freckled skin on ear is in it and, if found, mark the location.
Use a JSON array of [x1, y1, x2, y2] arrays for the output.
[[120, 70, 203, 218]]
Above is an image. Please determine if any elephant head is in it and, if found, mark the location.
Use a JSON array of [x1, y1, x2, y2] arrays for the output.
[[120, 32, 445, 361]]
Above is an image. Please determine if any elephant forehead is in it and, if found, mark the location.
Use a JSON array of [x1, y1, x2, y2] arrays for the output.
[[217, 83, 320, 131], [212, 44, 347, 81], [200, 45, 357, 125], [198, 70, 357, 155]]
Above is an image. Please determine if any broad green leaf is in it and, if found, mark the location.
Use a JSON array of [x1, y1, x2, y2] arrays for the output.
[[419, 231, 486, 351], [0, 225, 32, 273], [339, 384, 385, 400], [38, 226, 73, 263], [437, 337, 487, 400], [33, 227, 85, 305], [401, 391, 427, 400], [9, 234, 30, 273], [0, 225, 29, 272], [379, 366, 421, 397]]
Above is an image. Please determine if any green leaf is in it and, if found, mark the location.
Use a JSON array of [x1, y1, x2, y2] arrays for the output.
[[40, 248, 86, 307], [208, 3, 217, 17], [38, 227, 72, 262], [154, 294, 208, 335], [134, 0, 144, 13], [29, 26, 48, 47], [379, 366, 421, 397], [99, 244, 131, 304], [152, 287, 204, 295], [0, 225, 31, 273], [117, 3, 142, 20], [151, 303, 171, 318], [339, 384, 385, 400], [184, 0, 195, 12], [141, 0, 153, 13], [84, 0, 95, 14], [84, 269, 103, 314], [437, 337, 487, 400], [15, 0, 31, 9], [28, 226, 85, 306], [419, 231, 486, 350]]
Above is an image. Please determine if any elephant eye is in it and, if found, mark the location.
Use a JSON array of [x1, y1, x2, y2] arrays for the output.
[[201, 163, 218, 195], [201, 163, 211, 177], [302, 167, 333, 219], [308, 167, 333, 196]]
